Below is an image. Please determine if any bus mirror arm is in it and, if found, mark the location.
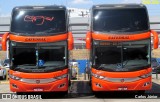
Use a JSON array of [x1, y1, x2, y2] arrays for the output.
[[68, 32, 74, 50], [86, 31, 91, 49], [2, 32, 9, 51], [151, 30, 159, 49]]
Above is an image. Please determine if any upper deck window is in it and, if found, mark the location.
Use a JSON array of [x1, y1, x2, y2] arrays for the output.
[[93, 8, 149, 33], [11, 10, 66, 35]]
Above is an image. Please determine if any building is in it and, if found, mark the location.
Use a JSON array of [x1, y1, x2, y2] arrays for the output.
[[0, 8, 160, 49]]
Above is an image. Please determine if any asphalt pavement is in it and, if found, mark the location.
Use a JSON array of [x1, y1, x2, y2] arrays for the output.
[[0, 74, 160, 101]]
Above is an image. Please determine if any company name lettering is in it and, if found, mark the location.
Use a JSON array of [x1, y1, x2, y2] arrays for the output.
[[25, 38, 46, 42], [108, 36, 129, 39]]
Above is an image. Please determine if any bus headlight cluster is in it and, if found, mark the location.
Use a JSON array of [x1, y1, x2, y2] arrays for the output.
[[55, 74, 68, 80], [92, 73, 105, 79], [9, 74, 21, 80], [139, 72, 151, 78]]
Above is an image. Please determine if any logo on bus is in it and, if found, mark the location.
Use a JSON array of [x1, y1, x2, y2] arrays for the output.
[[24, 15, 54, 25], [108, 36, 129, 39], [36, 80, 40, 84], [120, 79, 125, 83], [25, 38, 46, 42]]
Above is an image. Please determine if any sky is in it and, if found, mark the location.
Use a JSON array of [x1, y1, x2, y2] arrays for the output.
[[0, 0, 160, 16]]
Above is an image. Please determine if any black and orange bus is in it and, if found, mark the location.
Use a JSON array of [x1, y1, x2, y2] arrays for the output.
[[2, 5, 73, 94], [86, 4, 159, 93]]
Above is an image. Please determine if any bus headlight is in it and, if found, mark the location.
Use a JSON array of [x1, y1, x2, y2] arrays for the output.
[[139, 72, 151, 78], [55, 74, 68, 80], [9, 74, 21, 80], [92, 73, 105, 79]]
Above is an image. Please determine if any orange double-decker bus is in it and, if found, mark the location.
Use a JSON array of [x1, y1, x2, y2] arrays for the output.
[[2, 5, 73, 94], [86, 4, 159, 93]]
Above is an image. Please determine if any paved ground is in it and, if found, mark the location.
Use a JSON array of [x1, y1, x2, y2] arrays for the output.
[[0, 74, 160, 101], [0, 99, 160, 102], [0, 84, 10, 93]]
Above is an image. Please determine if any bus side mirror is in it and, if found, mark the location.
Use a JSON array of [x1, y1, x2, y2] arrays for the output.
[[86, 31, 91, 49], [68, 32, 74, 50], [151, 30, 159, 49], [2, 32, 9, 51]]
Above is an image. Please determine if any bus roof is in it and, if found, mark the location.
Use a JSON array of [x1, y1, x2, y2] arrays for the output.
[[92, 4, 147, 10], [12, 5, 66, 11]]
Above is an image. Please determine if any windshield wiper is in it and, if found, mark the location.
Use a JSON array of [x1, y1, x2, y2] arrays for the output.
[[123, 62, 147, 68], [97, 66, 102, 70], [97, 64, 107, 70], [15, 64, 36, 69], [123, 60, 129, 67], [38, 65, 64, 68], [110, 28, 130, 32], [19, 64, 35, 66]]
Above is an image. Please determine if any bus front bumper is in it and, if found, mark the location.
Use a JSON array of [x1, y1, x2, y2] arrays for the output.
[[92, 76, 152, 91], [9, 78, 68, 92]]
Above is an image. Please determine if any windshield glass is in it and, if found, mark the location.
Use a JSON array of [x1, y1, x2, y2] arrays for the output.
[[93, 8, 149, 33], [11, 10, 66, 34], [11, 42, 67, 71], [93, 39, 150, 71]]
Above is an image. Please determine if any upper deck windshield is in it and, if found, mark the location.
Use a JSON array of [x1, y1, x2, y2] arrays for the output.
[[11, 10, 66, 35], [93, 8, 149, 33]]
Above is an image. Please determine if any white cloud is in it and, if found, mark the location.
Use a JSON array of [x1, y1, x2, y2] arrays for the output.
[[121, 0, 141, 4], [0, 13, 11, 17], [0, 7, 10, 17], [71, 0, 93, 4]]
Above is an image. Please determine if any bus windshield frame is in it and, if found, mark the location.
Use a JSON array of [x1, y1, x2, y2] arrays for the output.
[[11, 9, 67, 35], [92, 39, 151, 72], [9, 41, 68, 72], [92, 8, 150, 34]]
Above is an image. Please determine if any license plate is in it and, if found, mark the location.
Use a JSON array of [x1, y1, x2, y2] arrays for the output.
[[33, 88, 43, 91], [118, 87, 128, 90]]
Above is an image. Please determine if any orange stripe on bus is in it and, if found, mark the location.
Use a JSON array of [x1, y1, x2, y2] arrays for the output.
[[92, 32, 151, 41], [2, 32, 9, 51], [9, 33, 68, 43]]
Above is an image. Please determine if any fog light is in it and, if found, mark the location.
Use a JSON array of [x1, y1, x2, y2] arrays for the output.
[[95, 83, 102, 88], [12, 84, 18, 88], [143, 82, 150, 87], [58, 83, 66, 88]]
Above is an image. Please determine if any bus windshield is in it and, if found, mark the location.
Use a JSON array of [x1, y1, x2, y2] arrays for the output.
[[93, 8, 149, 33], [11, 10, 66, 34], [10, 41, 67, 72], [93, 39, 151, 71]]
